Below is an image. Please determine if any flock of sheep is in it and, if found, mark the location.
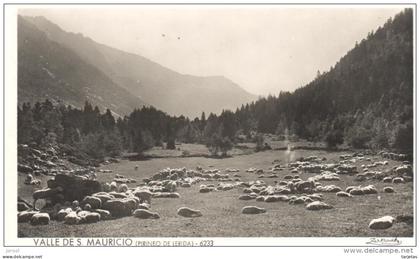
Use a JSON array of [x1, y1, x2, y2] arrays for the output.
[[18, 150, 412, 233]]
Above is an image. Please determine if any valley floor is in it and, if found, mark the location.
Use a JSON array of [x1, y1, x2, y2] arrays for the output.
[[18, 149, 413, 238]]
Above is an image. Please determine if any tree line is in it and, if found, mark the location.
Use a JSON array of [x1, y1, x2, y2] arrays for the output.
[[18, 9, 413, 160]]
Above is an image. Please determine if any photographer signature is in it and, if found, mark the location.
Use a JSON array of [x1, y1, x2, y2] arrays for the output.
[[366, 237, 402, 246]]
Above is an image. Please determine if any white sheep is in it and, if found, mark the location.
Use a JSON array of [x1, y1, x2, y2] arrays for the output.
[[177, 207, 203, 217], [133, 209, 160, 219], [241, 206, 266, 214], [110, 181, 118, 192], [30, 213, 50, 225], [369, 216, 395, 229], [64, 211, 81, 225], [118, 184, 128, 193], [133, 190, 152, 204]]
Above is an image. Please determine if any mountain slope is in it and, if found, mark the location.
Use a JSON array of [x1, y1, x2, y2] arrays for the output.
[[231, 9, 413, 150], [23, 16, 256, 118], [18, 16, 146, 116]]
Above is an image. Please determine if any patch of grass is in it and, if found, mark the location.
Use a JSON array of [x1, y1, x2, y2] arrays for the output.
[[18, 149, 413, 237]]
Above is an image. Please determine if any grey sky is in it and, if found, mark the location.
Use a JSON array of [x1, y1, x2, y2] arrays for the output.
[[19, 6, 404, 96]]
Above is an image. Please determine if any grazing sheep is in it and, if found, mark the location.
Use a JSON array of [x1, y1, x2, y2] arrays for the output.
[[94, 209, 112, 220], [239, 194, 255, 200], [383, 187, 395, 193], [336, 191, 352, 197], [277, 181, 288, 186], [83, 204, 92, 211], [163, 181, 177, 192], [92, 193, 114, 204], [302, 196, 315, 203], [30, 179, 41, 185], [264, 195, 289, 202], [295, 180, 315, 194], [181, 182, 192, 188], [255, 196, 265, 202], [18, 211, 38, 223], [199, 186, 214, 193], [30, 213, 50, 225], [361, 185, 378, 194], [77, 210, 90, 219], [289, 197, 305, 205], [153, 192, 180, 198], [395, 165, 412, 176], [72, 200, 80, 208], [118, 184, 129, 193], [32, 187, 63, 209], [177, 207, 203, 218], [383, 177, 393, 183], [82, 196, 102, 210], [64, 212, 81, 225], [241, 206, 266, 214], [57, 208, 72, 221], [133, 209, 160, 219], [345, 186, 359, 193], [102, 199, 134, 217], [349, 188, 365, 196], [133, 190, 152, 204], [109, 191, 128, 199], [110, 181, 118, 192], [83, 212, 101, 223], [369, 216, 395, 230], [392, 177, 405, 184], [315, 185, 342, 193], [308, 193, 323, 201], [102, 183, 111, 192], [243, 188, 253, 193], [306, 201, 333, 211], [138, 203, 151, 210], [24, 174, 34, 184]]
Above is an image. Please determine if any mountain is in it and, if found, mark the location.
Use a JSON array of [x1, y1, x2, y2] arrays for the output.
[[18, 16, 145, 116], [22, 16, 256, 118], [229, 9, 413, 151]]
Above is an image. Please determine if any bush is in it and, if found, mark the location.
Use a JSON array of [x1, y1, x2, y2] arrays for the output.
[[167, 137, 176, 150], [132, 129, 155, 153], [393, 122, 413, 152], [255, 134, 265, 152], [325, 130, 344, 149], [347, 127, 372, 149], [78, 131, 122, 159], [206, 134, 233, 157], [220, 137, 233, 157]]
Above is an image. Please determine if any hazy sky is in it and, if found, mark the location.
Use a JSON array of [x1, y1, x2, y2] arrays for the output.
[[19, 6, 404, 96]]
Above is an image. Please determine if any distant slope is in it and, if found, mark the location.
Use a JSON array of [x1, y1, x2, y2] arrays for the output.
[[231, 9, 413, 150], [23, 16, 256, 118], [18, 16, 145, 116]]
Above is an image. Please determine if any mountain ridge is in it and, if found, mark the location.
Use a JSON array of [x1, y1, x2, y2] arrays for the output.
[[18, 16, 146, 117], [21, 15, 257, 118]]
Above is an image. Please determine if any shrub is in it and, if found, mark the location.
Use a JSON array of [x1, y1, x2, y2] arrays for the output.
[[347, 127, 372, 149], [325, 130, 344, 149], [167, 137, 176, 150], [206, 134, 233, 157], [393, 122, 413, 152], [255, 134, 265, 152]]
